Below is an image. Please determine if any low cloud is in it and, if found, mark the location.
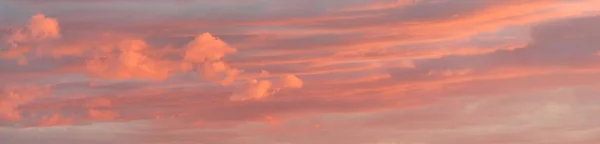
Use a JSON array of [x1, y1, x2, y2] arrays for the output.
[[183, 33, 237, 63], [1, 14, 60, 63], [85, 39, 173, 81], [4, 14, 60, 44], [230, 79, 274, 101], [281, 74, 303, 88], [1, 1, 600, 143], [0, 86, 50, 121], [184, 33, 241, 86]]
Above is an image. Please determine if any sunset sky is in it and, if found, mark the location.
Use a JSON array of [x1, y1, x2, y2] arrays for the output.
[[1, 0, 600, 144]]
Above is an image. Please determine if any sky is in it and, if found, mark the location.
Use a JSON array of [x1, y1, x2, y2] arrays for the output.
[[1, 0, 600, 144]]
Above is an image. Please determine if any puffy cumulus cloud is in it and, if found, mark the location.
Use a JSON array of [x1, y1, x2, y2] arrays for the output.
[[230, 79, 273, 101], [4, 14, 60, 44], [183, 32, 241, 85], [24, 14, 60, 40], [184, 32, 237, 63], [281, 74, 303, 88], [1, 14, 60, 62], [200, 61, 242, 86], [0, 86, 50, 121], [86, 39, 173, 81]]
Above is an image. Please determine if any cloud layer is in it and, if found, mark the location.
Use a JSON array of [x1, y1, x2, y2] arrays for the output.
[[1, 0, 600, 144]]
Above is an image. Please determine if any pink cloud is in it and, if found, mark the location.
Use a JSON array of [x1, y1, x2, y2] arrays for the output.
[[37, 113, 73, 127], [281, 74, 303, 88], [85, 39, 174, 81], [230, 79, 273, 101], [0, 94, 27, 121], [1, 0, 600, 143], [338, 0, 416, 12], [199, 60, 241, 86], [1, 14, 60, 63], [88, 109, 119, 121], [4, 14, 60, 44], [0, 85, 50, 121], [183, 33, 237, 63], [183, 32, 241, 85]]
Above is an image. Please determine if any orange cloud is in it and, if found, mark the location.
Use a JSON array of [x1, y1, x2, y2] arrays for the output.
[[0, 93, 27, 121], [2, 2, 600, 143], [338, 0, 415, 12], [281, 74, 303, 88], [230, 79, 273, 101], [25, 14, 61, 40], [0, 86, 50, 121], [4, 14, 60, 44], [85, 39, 173, 81], [200, 60, 241, 86], [263, 116, 279, 126], [1, 14, 60, 62], [183, 32, 237, 63], [184, 33, 241, 85]]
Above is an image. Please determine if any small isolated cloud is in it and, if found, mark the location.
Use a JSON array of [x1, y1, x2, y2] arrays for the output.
[[230, 79, 273, 101], [24, 14, 60, 40], [184, 32, 237, 63], [1, 14, 60, 62], [4, 14, 60, 44], [281, 74, 303, 88], [86, 39, 173, 81], [184, 32, 241, 85]]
